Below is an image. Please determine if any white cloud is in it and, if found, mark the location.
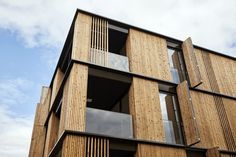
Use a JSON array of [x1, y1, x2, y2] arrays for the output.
[[0, 105, 33, 157], [0, 0, 235, 57], [0, 78, 35, 157]]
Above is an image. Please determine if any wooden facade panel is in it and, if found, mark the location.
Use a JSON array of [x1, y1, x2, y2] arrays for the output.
[[223, 98, 236, 147], [190, 91, 227, 149], [129, 77, 165, 142], [62, 135, 86, 157], [206, 147, 221, 157], [176, 81, 200, 146], [126, 29, 172, 81], [182, 38, 202, 87], [194, 49, 212, 90], [60, 63, 88, 132], [43, 113, 60, 157], [209, 53, 236, 97], [50, 69, 64, 109], [29, 87, 51, 157], [136, 144, 186, 157], [72, 13, 92, 62]]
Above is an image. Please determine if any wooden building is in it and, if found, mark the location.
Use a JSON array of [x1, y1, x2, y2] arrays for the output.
[[28, 9, 236, 157]]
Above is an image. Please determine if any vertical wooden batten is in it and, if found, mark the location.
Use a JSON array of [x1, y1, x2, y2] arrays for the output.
[[72, 13, 92, 62], [126, 29, 172, 81], [182, 37, 202, 87], [177, 81, 200, 146], [86, 137, 109, 157], [129, 77, 165, 142], [90, 16, 108, 66]]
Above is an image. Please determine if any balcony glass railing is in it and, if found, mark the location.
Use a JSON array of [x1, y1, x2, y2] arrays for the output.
[[86, 107, 133, 138], [89, 49, 129, 72]]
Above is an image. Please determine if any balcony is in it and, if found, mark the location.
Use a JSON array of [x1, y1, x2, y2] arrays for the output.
[[86, 107, 133, 139], [89, 48, 129, 72]]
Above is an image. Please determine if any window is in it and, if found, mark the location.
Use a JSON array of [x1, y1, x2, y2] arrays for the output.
[[159, 90, 184, 144], [167, 46, 187, 84]]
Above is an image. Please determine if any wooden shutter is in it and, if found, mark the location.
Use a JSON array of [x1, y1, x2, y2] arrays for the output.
[[177, 81, 200, 146], [182, 37, 202, 87], [206, 147, 221, 157]]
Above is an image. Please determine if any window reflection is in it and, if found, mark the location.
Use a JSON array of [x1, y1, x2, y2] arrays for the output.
[[159, 92, 184, 144]]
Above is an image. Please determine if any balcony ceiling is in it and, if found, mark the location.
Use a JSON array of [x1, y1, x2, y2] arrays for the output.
[[87, 74, 130, 110]]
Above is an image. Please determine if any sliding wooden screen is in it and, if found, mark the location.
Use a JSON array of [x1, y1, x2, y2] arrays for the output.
[[177, 81, 200, 146], [86, 137, 109, 157], [182, 38, 202, 87], [90, 16, 109, 66]]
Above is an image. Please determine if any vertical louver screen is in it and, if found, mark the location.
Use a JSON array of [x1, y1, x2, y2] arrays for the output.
[[86, 137, 109, 157], [90, 17, 109, 66]]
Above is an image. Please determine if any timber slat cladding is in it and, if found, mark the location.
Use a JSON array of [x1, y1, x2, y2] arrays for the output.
[[29, 87, 51, 157], [201, 52, 236, 151], [206, 147, 221, 157], [209, 53, 236, 97], [86, 137, 109, 157], [72, 13, 92, 62], [190, 91, 227, 149], [62, 135, 86, 157], [60, 64, 88, 132], [90, 16, 108, 66], [136, 144, 187, 157], [50, 69, 64, 109], [176, 81, 200, 146], [129, 77, 165, 141], [182, 37, 202, 87], [223, 98, 236, 147], [43, 113, 60, 157], [126, 29, 172, 81]]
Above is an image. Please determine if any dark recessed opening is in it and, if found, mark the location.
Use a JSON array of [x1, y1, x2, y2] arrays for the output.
[[110, 149, 135, 157], [108, 24, 128, 56], [186, 150, 206, 157]]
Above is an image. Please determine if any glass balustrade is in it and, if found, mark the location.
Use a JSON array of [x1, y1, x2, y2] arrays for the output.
[[86, 107, 133, 139], [89, 49, 129, 72]]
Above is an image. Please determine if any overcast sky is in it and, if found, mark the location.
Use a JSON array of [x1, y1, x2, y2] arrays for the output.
[[0, 0, 235, 156]]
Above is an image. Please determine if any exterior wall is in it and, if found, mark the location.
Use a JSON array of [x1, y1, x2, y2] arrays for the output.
[[126, 29, 172, 81]]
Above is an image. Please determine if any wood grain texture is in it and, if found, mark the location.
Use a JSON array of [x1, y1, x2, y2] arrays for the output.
[[136, 144, 186, 157], [129, 77, 165, 142], [50, 68, 64, 109], [72, 13, 92, 62], [206, 147, 221, 157], [59, 63, 88, 132], [126, 29, 172, 81], [223, 98, 236, 150], [177, 81, 200, 146], [43, 113, 60, 157], [194, 49, 212, 90], [190, 91, 227, 149], [62, 135, 86, 157], [209, 53, 236, 97], [182, 38, 202, 87], [29, 87, 51, 157], [29, 103, 46, 157]]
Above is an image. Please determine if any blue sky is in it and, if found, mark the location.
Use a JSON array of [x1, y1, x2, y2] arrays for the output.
[[0, 0, 235, 156]]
